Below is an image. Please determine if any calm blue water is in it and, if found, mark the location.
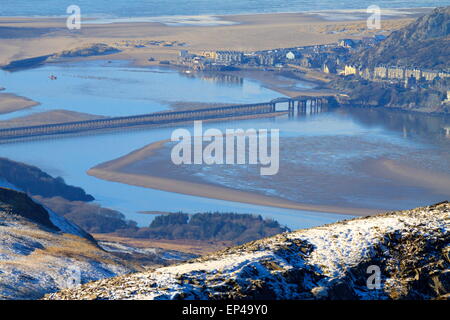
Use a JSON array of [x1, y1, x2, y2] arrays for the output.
[[0, 124, 355, 229], [0, 60, 349, 229], [0, 61, 281, 120], [1, 105, 449, 230], [1, 60, 449, 230], [0, 0, 448, 17]]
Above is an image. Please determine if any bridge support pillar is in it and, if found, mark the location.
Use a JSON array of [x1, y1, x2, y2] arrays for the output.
[[288, 100, 294, 113]]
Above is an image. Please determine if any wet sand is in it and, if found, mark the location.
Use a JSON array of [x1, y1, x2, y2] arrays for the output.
[[370, 159, 450, 196], [88, 134, 450, 217], [0, 93, 39, 115], [0, 110, 105, 128], [88, 139, 380, 216], [228, 69, 339, 97]]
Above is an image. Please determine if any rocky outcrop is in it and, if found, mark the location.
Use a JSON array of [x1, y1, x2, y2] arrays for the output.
[[0, 187, 57, 231], [333, 7, 450, 113], [353, 7, 450, 69], [0, 188, 135, 300], [46, 202, 449, 300]]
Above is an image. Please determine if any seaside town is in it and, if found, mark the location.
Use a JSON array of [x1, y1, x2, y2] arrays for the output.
[[176, 33, 450, 110], [177, 36, 385, 71], [178, 35, 449, 81]]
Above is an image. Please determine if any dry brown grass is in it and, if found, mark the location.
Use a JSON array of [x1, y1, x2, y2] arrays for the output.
[[93, 233, 231, 255], [0, 226, 128, 268]]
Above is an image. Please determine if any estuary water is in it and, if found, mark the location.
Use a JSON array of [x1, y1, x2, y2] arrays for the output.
[[1, 60, 450, 230], [0, 60, 280, 120]]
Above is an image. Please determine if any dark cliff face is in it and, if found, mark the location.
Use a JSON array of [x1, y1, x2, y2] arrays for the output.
[[354, 6, 450, 69], [0, 187, 59, 231], [397, 6, 450, 42]]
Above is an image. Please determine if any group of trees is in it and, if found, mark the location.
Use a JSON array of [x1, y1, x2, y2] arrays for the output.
[[119, 212, 289, 245], [37, 197, 288, 245]]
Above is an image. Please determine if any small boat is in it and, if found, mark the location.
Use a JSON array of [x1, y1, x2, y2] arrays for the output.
[[49, 75, 57, 80]]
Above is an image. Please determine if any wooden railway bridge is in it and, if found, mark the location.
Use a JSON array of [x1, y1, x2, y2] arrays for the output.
[[0, 96, 335, 141]]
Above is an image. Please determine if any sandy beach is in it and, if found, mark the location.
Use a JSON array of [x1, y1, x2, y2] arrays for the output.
[[0, 12, 417, 67], [88, 139, 381, 216], [369, 159, 450, 196], [0, 92, 39, 115], [0, 110, 106, 128], [87, 131, 450, 218]]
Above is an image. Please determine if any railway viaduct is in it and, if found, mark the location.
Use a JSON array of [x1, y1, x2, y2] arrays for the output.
[[0, 96, 335, 141]]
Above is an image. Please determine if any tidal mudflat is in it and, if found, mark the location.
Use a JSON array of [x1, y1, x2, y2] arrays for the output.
[[1, 63, 449, 230], [88, 107, 450, 218]]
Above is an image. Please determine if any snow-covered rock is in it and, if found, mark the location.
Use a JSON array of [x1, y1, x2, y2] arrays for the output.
[[46, 202, 449, 300], [0, 179, 85, 238], [0, 187, 135, 300]]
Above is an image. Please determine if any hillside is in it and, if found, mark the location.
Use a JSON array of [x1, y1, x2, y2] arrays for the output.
[[0, 187, 135, 300], [46, 202, 449, 300], [353, 6, 450, 69], [332, 7, 450, 113], [330, 78, 448, 113], [0, 157, 94, 201]]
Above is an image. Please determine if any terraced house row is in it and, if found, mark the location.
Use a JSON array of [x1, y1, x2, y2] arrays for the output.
[[343, 64, 450, 82]]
